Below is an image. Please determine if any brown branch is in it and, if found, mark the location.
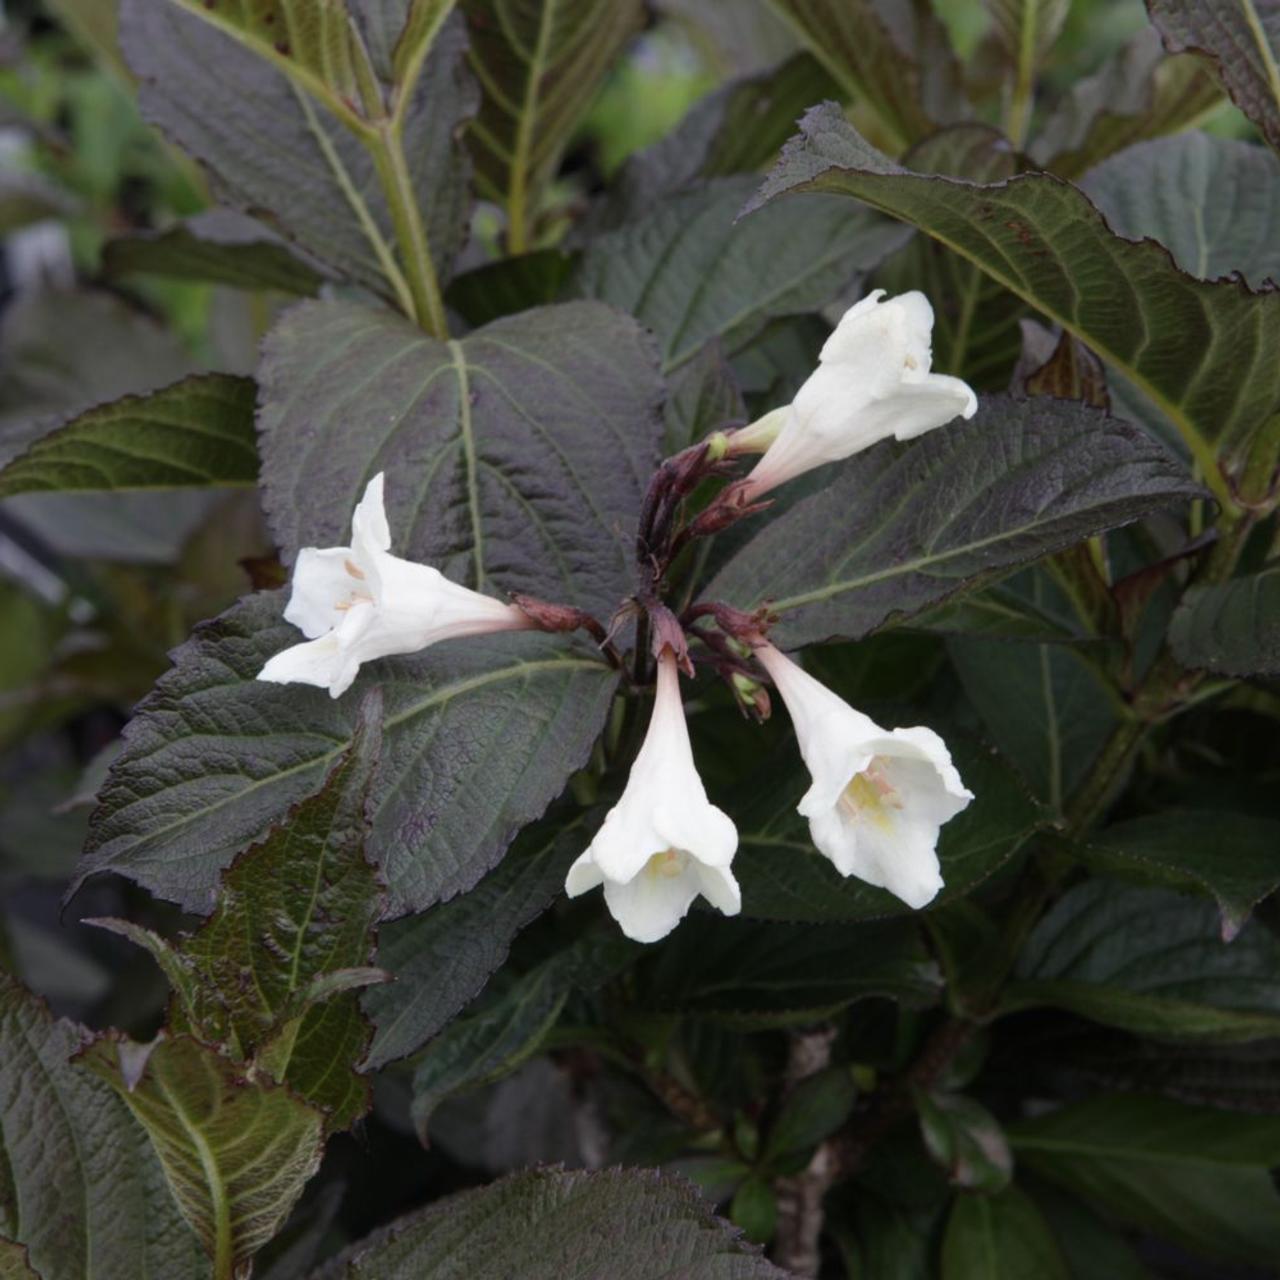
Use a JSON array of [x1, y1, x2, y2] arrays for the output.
[[773, 1028, 838, 1276]]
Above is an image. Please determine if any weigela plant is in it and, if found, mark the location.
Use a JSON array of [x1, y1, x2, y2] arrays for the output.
[[260, 290, 977, 937]]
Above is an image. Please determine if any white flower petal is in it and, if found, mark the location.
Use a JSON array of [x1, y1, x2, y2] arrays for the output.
[[258, 633, 348, 695], [884, 730, 974, 808], [695, 863, 742, 917], [759, 643, 970, 909], [565, 651, 741, 939], [258, 473, 534, 696], [807, 804, 863, 877], [654, 800, 738, 869], [741, 290, 977, 498], [844, 813, 945, 910], [565, 850, 605, 897], [283, 546, 359, 639], [579, 802, 665, 885], [350, 472, 391, 557], [836, 377, 978, 448], [602, 862, 703, 943], [369, 551, 528, 645]]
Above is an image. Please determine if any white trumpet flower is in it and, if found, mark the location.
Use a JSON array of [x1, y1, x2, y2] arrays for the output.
[[258, 473, 530, 698], [756, 644, 972, 909], [734, 290, 977, 499], [566, 649, 740, 942]]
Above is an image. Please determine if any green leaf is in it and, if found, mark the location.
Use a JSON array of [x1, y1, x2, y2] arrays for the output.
[[170, 697, 383, 1041], [706, 395, 1200, 648], [309, 1166, 786, 1277], [0, 173, 77, 235], [76, 592, 618, 916], [1169, 561, 1280, 677], [0, 375, 257, 498], [948, 629, 1119, 812], [443, 249, 574, 327], [1009, 1094, 1280, 1265], [1082, 132, 1280, 288], [104, 209, 326, 294], [81, 1033, 325, 1276], [600, 52, 841, 227], [410, 931, 638, 1137], [121, 1, 477, 299], [1007, 880, 1280, 1041], [941, 1187, 1069, 1280], [0, 287, 215, 563], [1148, 0, 1280, 154], [156, 0, 380, 109], [1027, 1028, 1280, 1115], [1083, 810, 1280, 941], [983, 0, 1069, 71], [763, 1067, 857, 1168], [747, 103, 1280, 496], [1029, 1182, 1151, 1280], [257, 297, 664, 620], [43, 0, 128, 81], [916, 583, 1087, 643], [353, 0, 457, 86], [918, 1092, 1012, 1193], [94, 694, 385, 1129], [639, 917, 942, 1027], [874, 126, 1025, 387], [254, 1182, 346, 1280], [0, 291, 193, 437], [730, 1177, 777, 1245], [1013, 321, 1112, 406], [463, 0, 644, 250], [0, 976, 206, 1279], [363, 815, 584, 1069], [1030, 27, 1222, 179], [828, 1193, 939, 1280], [762, 0, 965, 149], [983, 0, 1069, 147], [664, 344, 747, 454], [0, 1241, 38, 1280], [730, 733, 1043, 922], [573, 176, 910, 374]]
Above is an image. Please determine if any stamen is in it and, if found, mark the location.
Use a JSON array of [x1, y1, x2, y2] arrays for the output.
[[645, 848, 687, 879], [838, 757, 902, 830], [344, 558, 366, 580], [333, 592, 373, 612]]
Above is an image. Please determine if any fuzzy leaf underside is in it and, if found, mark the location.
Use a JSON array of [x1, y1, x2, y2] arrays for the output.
[[0, 977, 205, 1280], [81, 1034, 325, 1272]]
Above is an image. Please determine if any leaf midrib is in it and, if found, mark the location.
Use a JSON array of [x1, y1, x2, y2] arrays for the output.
[[507, 0, 560, 227], [154, 1062, 232, 1270], [447, 339, 486, 589], [1239, 0, 1280, 116]]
